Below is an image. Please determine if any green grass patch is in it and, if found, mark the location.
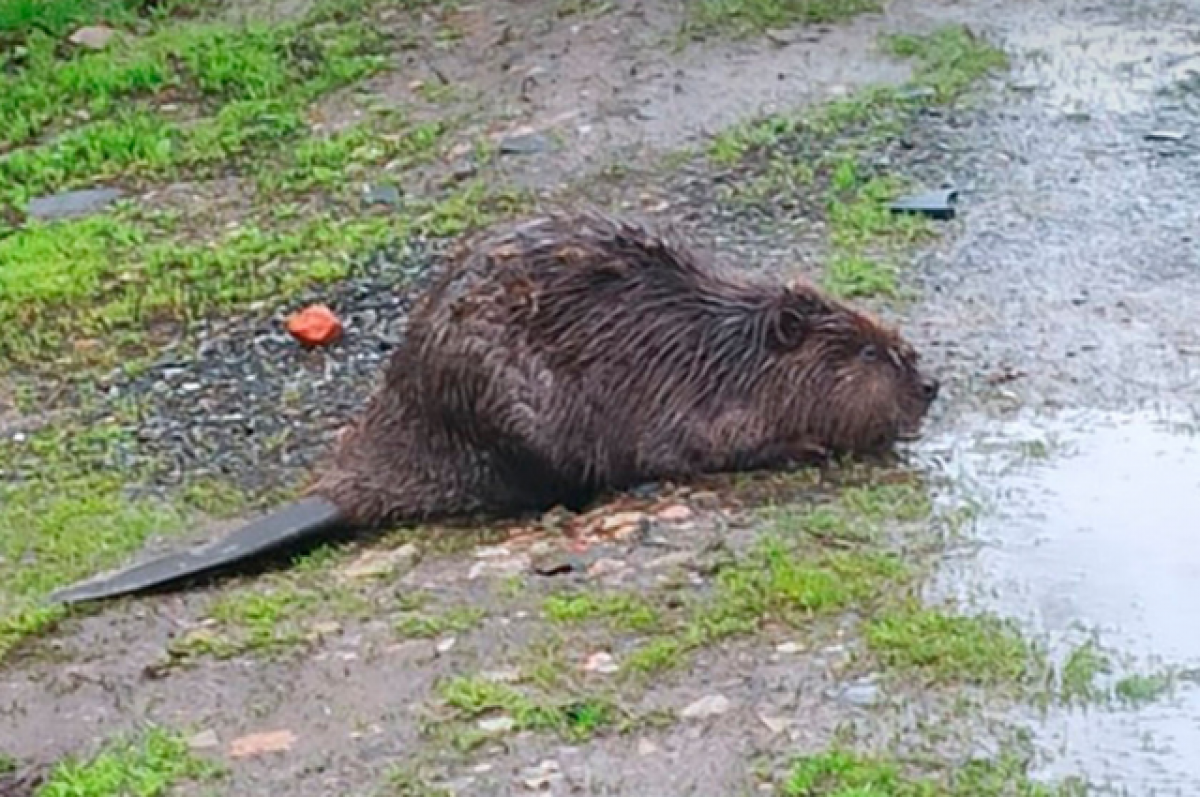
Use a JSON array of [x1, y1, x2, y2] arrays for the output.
[[0, 0, 205, 43], [395, 606, 485, 639], [385, 765, 453, 797], [434, 675, 625, 745], [166, 550, 367, 662], [543, 591, 662, 633], [881, 25, 1010, 103], [1, 17, 386, 156], [0, 423, 194, 660], [685, 0, 881, 39], [864, 603, 1044, 688], [780, 748, 1086, 797], [1114, 672, 1174, 706], [1056, 639, 1111, 705], [35, 726, 222, 797]]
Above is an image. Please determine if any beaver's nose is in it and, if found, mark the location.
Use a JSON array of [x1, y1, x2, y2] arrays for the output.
[[922, 377, 940, 402]]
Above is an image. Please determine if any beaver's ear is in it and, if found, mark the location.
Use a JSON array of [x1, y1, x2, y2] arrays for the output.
[[766, 288, 830, 350]]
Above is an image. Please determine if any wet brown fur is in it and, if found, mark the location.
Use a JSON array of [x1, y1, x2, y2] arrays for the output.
[[307, 209, 939, 527]]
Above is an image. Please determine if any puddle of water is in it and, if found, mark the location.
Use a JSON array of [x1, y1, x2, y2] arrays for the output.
[[922, 408, 1200, 794], [1010, 22, 1200, 114]]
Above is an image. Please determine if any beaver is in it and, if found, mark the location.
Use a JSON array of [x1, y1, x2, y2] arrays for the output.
[[51, 208, 939, 604]]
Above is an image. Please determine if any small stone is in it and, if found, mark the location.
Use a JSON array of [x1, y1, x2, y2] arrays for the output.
[[478, 715, 516, 733], [363, 183, 402, 207], [187, 729, 220, 751], [342, 544, 418, 580], [1146, 130, 1187, 142], [309, 621, 342, 637], [499, 132, 551, 155], [758, 714, 792, 735], [229, 729, 297, 759], [27, 187, 123, 221], [68, 25, 117, 50], [600, 511, 647, 540], [521, 760, 562, 790], [655, 504, 693, 522], [681, 694, 732, 720], [531, 552, 583, 576], [775, 641, 803, 654], [436, 637, 457, 653], [637, 738, 660, 756], [583, 651, 619, 674], [286, 304, 343, 347], [839, 678, 880, 707]]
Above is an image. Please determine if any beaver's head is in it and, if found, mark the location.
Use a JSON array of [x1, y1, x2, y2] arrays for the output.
[[760, 284, 939, 456]]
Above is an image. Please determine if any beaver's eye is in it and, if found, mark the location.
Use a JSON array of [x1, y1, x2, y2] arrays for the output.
[[859, 345, 878, 362]]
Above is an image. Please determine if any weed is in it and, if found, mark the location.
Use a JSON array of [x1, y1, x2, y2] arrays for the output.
[[864, 603, 1044, 688], [623, 637, 685, 676], [395, 607, 485, 639], [168, 563, 366, 661], [1057, 639, 1111, 705], [435, 675, 623, 743], [543, 592, 662, 633], [0, 423, 186, 660], [781, 747, 1086, 797], [686, 0, 881, 39], [1114, 672, 1174, 706], [35, 726, 222, 797], [385, 765, 452, 797], [882, 25, 1010, 103]]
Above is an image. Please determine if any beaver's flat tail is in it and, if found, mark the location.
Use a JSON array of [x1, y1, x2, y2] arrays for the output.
[[49, 496, 346, 605]]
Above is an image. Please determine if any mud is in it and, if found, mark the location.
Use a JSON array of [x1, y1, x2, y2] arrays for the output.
[[6, 0, 1200, 793]]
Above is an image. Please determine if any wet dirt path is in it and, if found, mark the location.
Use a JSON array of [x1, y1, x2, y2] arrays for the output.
[[909, 0, 1200, 792]]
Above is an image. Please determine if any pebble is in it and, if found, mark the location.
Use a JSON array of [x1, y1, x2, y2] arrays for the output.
[[681, 694, 732, 719], [500, 133, 551, 155], [655, 503, 693, 522], [838, 677, 880, 708], [775, 641, 804, 654], [583, 651, 619, 674], [68, 25, 117, 49], [187, 729, 220, 750], [521, 760, 563, 790], [478, 715, 516, 733], [363, 183, 403, 207], [758, 714, 792, 735], [637, 738, 660, 756], [341, 544, 419, 580], [435, 637, 457, 653]]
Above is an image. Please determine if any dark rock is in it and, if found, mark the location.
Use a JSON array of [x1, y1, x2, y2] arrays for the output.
[[531, 552, 587, 576], [889, 188, 958, 221], [27, 187, 124, 221], [1145, 130, 1187, 142], [499, 133, 551, 155]]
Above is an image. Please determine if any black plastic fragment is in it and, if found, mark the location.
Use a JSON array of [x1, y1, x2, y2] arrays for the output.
[[1145, 130, 1187, 142], [48, 497, 346, 605], [889, 188, 959, 221]]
